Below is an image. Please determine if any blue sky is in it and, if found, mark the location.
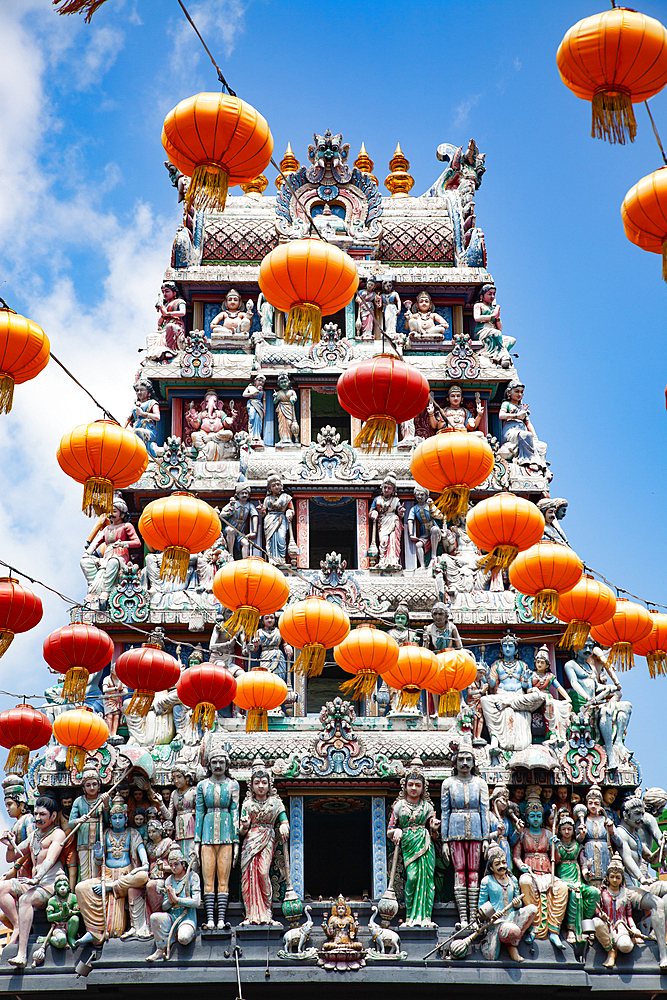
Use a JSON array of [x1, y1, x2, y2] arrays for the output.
[[0, 0, 666, 785]]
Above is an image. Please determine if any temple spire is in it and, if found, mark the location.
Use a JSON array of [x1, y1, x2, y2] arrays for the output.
[[384, 143, 414, 197]]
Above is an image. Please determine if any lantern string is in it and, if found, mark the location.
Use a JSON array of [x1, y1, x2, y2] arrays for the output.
[[49, 352, 121, 424], [644, 100, 667, 167], [175, 0, 236, 96]]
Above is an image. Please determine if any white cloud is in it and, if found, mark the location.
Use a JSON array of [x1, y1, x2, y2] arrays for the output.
[[171, 0, 247, 68], [452, 93, 482, 128], [74, 24, 126, 90], [513, 56, 522, 72]]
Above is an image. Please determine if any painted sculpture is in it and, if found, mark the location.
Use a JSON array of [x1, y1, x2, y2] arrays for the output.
[[387, 760, 439, 927], [239, 760, 288, 926], [441, 737, 489, 927], [193, 742, 239, 931]]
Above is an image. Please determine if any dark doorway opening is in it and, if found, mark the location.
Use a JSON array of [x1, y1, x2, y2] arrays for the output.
[[308, 499, 356, 569], [304, 796, 372, 901], [306, 661, 361, 717], [310, 388, 351, 443]]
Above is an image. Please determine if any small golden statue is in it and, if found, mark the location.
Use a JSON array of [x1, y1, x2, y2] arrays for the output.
[[318, 894, 366, 971]]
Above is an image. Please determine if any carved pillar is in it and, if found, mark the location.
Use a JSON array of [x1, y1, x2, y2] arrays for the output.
[[276, 311, 285, 340], [453, 304, 463, 337], [356, 498, 369, 570], [371, 796, 388, 899], [264, 391, 275, 447], [171, 397, 183, 439], [289, 796, 304, 898], [345, 300, 356, 340], [296, 498, 309, 569], [293, 669, 306, 717], [193, 301, 204, 331], [300, 388, 311, 444]]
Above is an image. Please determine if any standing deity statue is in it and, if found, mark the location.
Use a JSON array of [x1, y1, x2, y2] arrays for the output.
[[427, 385, 484, 435], [220, 483, 260, 559], [102, 664, 126, 740], [246, 613, 292, 682], [422, 602, 463, 653], [574, 785, 615, 887], [273, 374, 300, 445], [126, 377, 161, 458], [381, 279, 401, 338], [369, 475, 404, 571], [478, 846, 537, 962], [406, 291, 449, 342], [552, 809, 601, 944], [242, 374, 267, 445], [147, 281, 186, 361], [81, 495, 142, 609], [563, 638, 632, 767], [473, 284, 515, 369], [512, 797, 569, 948], [387, 760, 440, 927], [487, 784, 521, 872], [260, 473, 296, 566], [537, 497, 571, 546], [145, 819, 175, 919], [441, 737, 489, 927], [256, 293, 274, 338], [407, 486, 444, 570], [480, 633, 545, 753], [355, 277, 380, 340], [239, 760, 289, 926], [68, 764, 108, 883], [169, 762, 197, 857], [210, 289, 253, 339], [209, 619, 243, 680], [498, 381, 548, 475], [379, 603, 417, 713], [193, 743, 239, 932], [591, 853, 643, 969], [146, 846, 202, 962]]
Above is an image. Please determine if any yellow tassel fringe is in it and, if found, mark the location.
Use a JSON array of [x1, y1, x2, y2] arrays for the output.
[[63, 666, 89, 704], [438, 690, 460, 717], [293, 643, 326, 677], [224, 605, 260, 640], [478, 545, 519, 574], [339, 669, 379, 699], [532, 589, 559, 620], [126, 689, 155, 717], [194, 702, 216, 730], [160, 545, 191, 583], [0, 630, 15, 658], [435, 486, 470, 521], [647, 651, 667, 679], [83, 476, 114, 517], [353, 415, 397, 455], [0, 374, 15, 414], [5, 745, 30, 776], [592, 90, 636, 145], [66, 746, 87, 771], [185, 163, 230, 214], [245, 708, 268, 732], [558, 619, 591, 651], [285, 303, 322, 345], [398, 687, 421, 711], [607, 642, 634, 672], [53, 0, 112, 21]]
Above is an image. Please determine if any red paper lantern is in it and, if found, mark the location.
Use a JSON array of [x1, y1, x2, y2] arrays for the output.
[[43, 624, 114, 704], [337, 354, 430, 453], [0, 578, 43, 658], [0, 705, 52, 775], [114, 643, 181, 717], [177, 662, 237, 730]]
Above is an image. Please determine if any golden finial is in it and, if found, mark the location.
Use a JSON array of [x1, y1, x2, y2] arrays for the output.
[[275, 143, 300, 189], [384, 143, 414, 198], [240, 174, 268, 196], [354, 143, 378, 185]]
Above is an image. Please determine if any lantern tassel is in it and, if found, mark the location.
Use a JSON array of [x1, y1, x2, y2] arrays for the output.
[[437, 691, 461, 718], [224, 605, 260, 640], [592, 90, 636, 145], [285, 303, 322, 345], [353, 415, 397, 455], [607, 642, 635, 672], [477, 545, 519, 574], [5, 745, 30, 776], [125, 689, 156, 717], [293, 643, 326, 678], [647, 650, 667, 679], [532, 590, 559, 620], [194, 702, 216, 730], [53, 0, 112, 20], [63, 667, 90, 704], [66, 746, 87, 771], [83, 476, 114, 518], [245, 708, 268, 732], [160, 545, 191, 584], [558, 619, 592, 651], [397, 687, 421, 711], [0, 374, 15, 415], [185, 163, 230, 214], [0, 629, 15, 658], [339, 670, 379, 699], [435, 486, 470, 521]]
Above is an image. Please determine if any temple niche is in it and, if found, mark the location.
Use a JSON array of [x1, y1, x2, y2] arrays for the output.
[[17, 127, 664, 991]]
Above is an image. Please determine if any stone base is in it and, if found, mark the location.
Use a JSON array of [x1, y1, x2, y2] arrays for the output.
[[274, 441, 302, 450], [236, 924, 284, 940], [397, 925, 438, 941], [209, 334, 251, 352], [200, 926, 232, 939]]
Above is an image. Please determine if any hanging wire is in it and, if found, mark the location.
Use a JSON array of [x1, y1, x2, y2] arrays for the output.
[[49, 353, 121, 425], [176, 0, 236, 95], [645, 100, 667, 166]]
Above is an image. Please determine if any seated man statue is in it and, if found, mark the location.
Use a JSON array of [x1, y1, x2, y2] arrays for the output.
[[146, 846, 201, 962]]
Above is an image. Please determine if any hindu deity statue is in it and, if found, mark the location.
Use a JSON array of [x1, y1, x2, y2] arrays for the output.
[[464, 649, 490, 740], [1, 775, 34, 877], [273, 374, 300, 446], [639, 788, 667, 877], [193, 742, 239, 931], [246, 613, 292, 682], [574, 785, 615, 886], [256, 293, 274, 339], [126, 377, 161, 457], [552, 809, 600, 944], [427, 385, 484, 434], [239, 760, 289, 926], [478, 846, 537, 962], [146, 846, 202, 963], [76, 794, 150, 945], [209, 618, 243, 680], [422, 602, 463, 653], [591, 853, 643, 969], [260, 473, 296, 566], [441, 737, 489, 927], [563, 639, 632, 766], [102, 664, 126, 740], [537, 497, 571, 546], [480, 633, 544, 753], [145, 819, 175, 920], [149, 281, 186, 361], [81, 494, 142, 610], [473, 284, 515, 369], [169, 763, 196, 857], [407, 486, 444, 570], [387, 760, 440, 927], [187, 391, 237, 462], [320, 895, 365, 969], [497, 381, 548, 475], [0, 794, 66, 969], [68, 763, 108, 883], [355, 277, 381, 340], [528, 644, 571, 742], [379, 603, 417, 712], [242, 374, 267, 446], [369, 475, 404, 572], [406, 290, 449, 343], [39, 872, 80, 957], [220, 482, 260, 560], [512, 796, 568, 948], [381, 279, 401, 338], [209, 289, 253, 341], [488, 784, 521, 872]]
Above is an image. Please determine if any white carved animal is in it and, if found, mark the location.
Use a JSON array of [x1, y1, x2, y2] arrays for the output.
[[282, 906, 313, 954], [368, 905, 401, 955]]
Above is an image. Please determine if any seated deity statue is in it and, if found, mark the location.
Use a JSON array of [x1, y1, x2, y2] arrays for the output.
[[480, 633, 548, 753], [592, 854, 643, 969], [146, 847, 202, 963], [563, 638, 631, 768], [186, 391, 237, 462], [210, 289, 253, 341], [473, 284, 515, 369], [512, 797, 568, 949], [428, 385, 484, 435], [146, 281, 185, 362], [81, 495, 142, 610], [406, 290, 449, 343], [528, 644, 571, 742], [497, 381, 548, 475], [407, 486, 443, 570], [478, 847, 537, 962], [322, 895, 364, 953]]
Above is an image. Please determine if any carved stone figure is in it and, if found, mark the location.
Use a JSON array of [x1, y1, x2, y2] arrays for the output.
[[387, 760, 439, 927], [147, 281, 185, 362], [406, 290, 449, 343], [381, 280, 401, 338], [210, 289, 253, 342], [538, 497, 571, 546], [369, 475, 404, 572], [81, 495, 142, 610], [260, 474, 296, 566], [193, 742, 239, 931], [367, 905, 402, 955], [239, 760, 288, 926], [126, 377, 161, 458], [407, 486, 443, 570], [242, 374, 266, 445], [68, 764, 107, 883], [422, 602, 462, 653], [319, 894, 365, 971], [427, 385, 484, 435], [592, 854, 643, 969], [187, 392, 237, 462], [281, 904, 314, 956], [441, 737, 489, 927], [478, 846, 537, 962], [102, 664, 126, 739], [355, 278, 380, 340], [552, 809, 600, 943], [209, 619, 242, 680], [169, 762, 197, 857], [145, 819, 175, 919], [473, 284, 515, 369], [529, 644, 571, 742], [574, 786, 614, 887], [220, 483, 259, 559], [1, 776, 34, 878], [273, 374, 300, 446], [247, 613, 292, 682], [256, 294, 274, 338], [32, 872, 80, 964], [480, 632, 545, 753], [487, 784, 521, 871], [146, 846, 201, 962], [498, 381, 548, 475], [563, 639, 632, 767], [512, 797, 568, 948]]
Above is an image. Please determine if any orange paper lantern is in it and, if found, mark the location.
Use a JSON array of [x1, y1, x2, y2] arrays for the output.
[[57, 420, 149, 517], [0, 304, 50, 414], [381, 645, 439, 711], [633, 610, 667, 678], [410, 432, 495, 520], [465, 493, 545, 573], [212, 557, 289, 640], [139, 491, 220, 583], [429, 648, 478, 717], [334, 626, 400, 699], [556, 575, 617, 651], [0, 578, 43, 658], [0, 705, 52, 775], [279, 597, 350, 678], [590, 597, 653, 671], [162, 93, 273, 214], [557, 8, 667, 144], [52, 706, 109, 771], [508, 542, 583, 620], [621, 167, 667, 282], [258, 238, 359, 344], [233, 667, 287, 732]]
